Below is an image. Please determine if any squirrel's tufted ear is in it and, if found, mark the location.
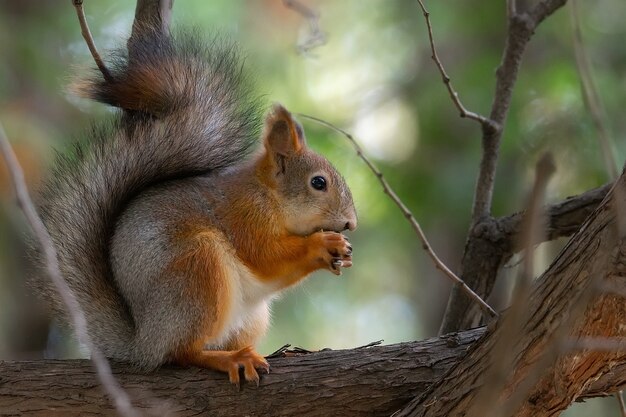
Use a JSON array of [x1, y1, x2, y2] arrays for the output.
[[263, 104, 306, 157]]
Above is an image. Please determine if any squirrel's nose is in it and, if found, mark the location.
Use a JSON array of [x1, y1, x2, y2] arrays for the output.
[[344, 220, 357, 231]]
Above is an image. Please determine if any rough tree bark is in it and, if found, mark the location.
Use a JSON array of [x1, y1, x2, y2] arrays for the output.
[[396, 171, 626, 416], [0, 183, 615, 416], [0, 328, 624, 416]]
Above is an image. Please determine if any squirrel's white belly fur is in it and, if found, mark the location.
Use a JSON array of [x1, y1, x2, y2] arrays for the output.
[[205, 256, 278, 349]]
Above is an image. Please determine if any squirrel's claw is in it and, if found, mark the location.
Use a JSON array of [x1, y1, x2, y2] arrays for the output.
[[317, 231, 353, 275], [340, 259, 353, 268], [225, 346, 270, 388]]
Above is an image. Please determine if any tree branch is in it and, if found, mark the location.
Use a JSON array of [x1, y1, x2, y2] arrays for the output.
[[497, 182, 612, 252], [440, 0, 569, 334], [397, 168, 626, 417], [415, 0, 498, 132], [1, 327, 624, 416], [616, 392, 626, 417], [72, 0, 112, 82], [282, 0, 326, 54]]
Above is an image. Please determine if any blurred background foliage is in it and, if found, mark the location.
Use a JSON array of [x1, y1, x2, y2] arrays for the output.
[[0, 0, 624, 415]]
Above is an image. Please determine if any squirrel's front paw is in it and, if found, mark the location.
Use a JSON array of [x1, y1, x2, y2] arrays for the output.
[[315, 231, 353, 276]]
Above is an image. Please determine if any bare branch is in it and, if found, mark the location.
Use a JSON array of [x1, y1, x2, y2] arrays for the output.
[[71, 0, 113, 82], [570, 0, 618, 179], [440, 0, 570, 334], [282, 0, 326, 54], [416, 0, 498, 132], [299, 113, 498, 320], [1, 330, 624, 416], [0, 124, 140, 416], [472, 0, 566, 222]]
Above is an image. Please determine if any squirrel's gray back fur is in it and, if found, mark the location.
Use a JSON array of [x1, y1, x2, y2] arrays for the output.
[[33, 28, 262, 366]]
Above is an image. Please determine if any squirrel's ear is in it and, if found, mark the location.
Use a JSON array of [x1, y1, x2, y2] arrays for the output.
[[263, 104, 305, 157]]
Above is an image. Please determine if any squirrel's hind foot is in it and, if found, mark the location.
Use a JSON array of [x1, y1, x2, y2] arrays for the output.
[[201, 346, 270, 387]]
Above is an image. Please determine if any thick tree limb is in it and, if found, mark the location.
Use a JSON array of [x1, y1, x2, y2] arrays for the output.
[[0, 332, 481, 417], [498, 182, 613, 252], [439, 0, 569, 333], [396, 170, 626, 417], [0, 327, 624, 416]]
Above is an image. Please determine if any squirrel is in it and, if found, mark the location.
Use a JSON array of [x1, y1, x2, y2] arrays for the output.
[[32, 27, 357, 385]]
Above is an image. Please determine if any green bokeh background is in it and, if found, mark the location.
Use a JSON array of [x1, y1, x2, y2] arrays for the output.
[[0, 1, 624, 415]]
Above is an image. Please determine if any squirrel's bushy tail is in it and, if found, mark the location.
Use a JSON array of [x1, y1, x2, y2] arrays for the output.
[[33, 29, 261, 362]]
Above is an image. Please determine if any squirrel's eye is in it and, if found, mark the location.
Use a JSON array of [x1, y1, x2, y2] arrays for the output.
[[310, 176, 327, 191]]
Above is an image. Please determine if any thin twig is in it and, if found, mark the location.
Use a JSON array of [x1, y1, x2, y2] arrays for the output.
[[469, 153, 555, 417], [72, 0, 113, 82], [0, 123, 139, 417], [617, 391, 626, 417], [299, 113, 498, 320], [569, 0, 618, 180], [282, 0, 327, 54], [416, 0, 498, 133]]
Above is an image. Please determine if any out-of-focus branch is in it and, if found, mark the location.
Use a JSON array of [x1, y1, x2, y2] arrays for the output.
[[617, 392, 626, 417], [282, 0, 326, 54], [71, 0, 112, 82], [299, 113, 497, 320], [0, 124, 139, 417], [570, 0, 618, 179]]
